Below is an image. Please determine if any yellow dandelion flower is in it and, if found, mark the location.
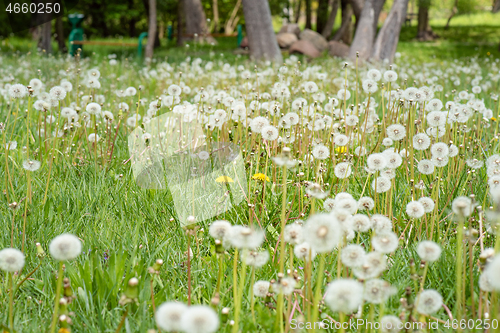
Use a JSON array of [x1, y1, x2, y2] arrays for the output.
[[216, 176, 234, 183], [335, 146, 347, 154], [491, 117, 497, 122], [58, 329, 71, 333], [252, 173, 270, 182]]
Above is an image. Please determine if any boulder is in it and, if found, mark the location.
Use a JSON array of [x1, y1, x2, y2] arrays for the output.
[[328, 41, 350, 58], [276, 33, 298, 49], [279, 24, 301, 38], [299, 29, 328, 52], [288, 40, 321, 58]]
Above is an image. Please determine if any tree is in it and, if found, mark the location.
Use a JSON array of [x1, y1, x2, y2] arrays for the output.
[[242, 0, 283, 63], [184, 0, 210, 40], [305, 0, 312, 29], [416, 0, 436, 41], [332, 0, 353, 44], [316, 0, 330, 33], [145, 0, 157, 59], [321, 0, 340, 38], [493, 0, 500, 13], [348, 0, 386, 60], [39, 13, 52, 53], [371, 0, 409, 62]]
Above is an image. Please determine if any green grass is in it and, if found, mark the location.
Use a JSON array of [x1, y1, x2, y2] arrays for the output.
[[0, 13, 500, 333]]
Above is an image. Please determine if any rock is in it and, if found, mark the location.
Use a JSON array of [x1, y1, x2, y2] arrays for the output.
[[328, 41, 350, 58], [279, 24, 301, 38], [288, 40, 321, 58], [276, 33, 298, 49], [240, 36, 249, 48], [299, 29, 328, 53]]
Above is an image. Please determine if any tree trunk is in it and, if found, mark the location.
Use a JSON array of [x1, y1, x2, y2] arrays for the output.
[[350, 0, 364, 21], [242, 0, 283, 63], [371, 0, 408, 62], [322, 0, 340, 38], [39, 13, 52, 54], [294, 0, 302, 23], [348, 0, 386, 60], [305, 0, 312, 29], [145, 0, 157, 59], [177, 0, 184, 46], [444, 0, 458, 29], [332, 0, 353, 44], [416, 0, 436, 41], [55, 16, 66, 53], [212, 0, 220, 33], [492, 0, 500, 13], [316, 0, 330, 33], [142, 0, 161, 47], [184, 0, 216, 43], [225, 0, 242, 35]]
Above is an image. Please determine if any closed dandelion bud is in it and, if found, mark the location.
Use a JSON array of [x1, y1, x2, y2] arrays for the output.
[[36, 242, 46, 257], [214, 240, 224, 254], [63, 278, 73, 298], [409, 258, 417, 280], [58, 314, 70, 331], [152, 259, 163, 272], [59, 298, 69, 315], [221, 307, 230, 324], [125, 277, 139, 300]]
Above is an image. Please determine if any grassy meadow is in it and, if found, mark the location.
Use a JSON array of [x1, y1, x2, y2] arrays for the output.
[[0, 11, 500, 333]]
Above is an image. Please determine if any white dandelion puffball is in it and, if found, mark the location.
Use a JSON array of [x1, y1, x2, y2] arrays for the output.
[[416, 289, 443, 315], [9, 83, 28, 98], [312, 144, 330, 160], [386, 124, 406, 141], [253, 280, 270, 297], [363, 279, 397, 304], [0, 248, 25, 272], [181, 305, 219, 333], [228, 225, 264, 249], [294, 242, 317, 262], [485, 255, 500, 290], [325, 278, 364, 313], [417, 241, 442, 262], [334, 162, 352, 179], [380, 315, 402, 333], [155, 301, 187, 332], [406, 201, 425, 219], [22, 159, 41, 172], [88, 133, 100, 143], [209, 220, 232, 240], [261, 125, 279, 141], [367, 153, 388, 171], [303, 214, 341, 253], [49, 86, 67, 101], [341, 244, 366, 267], [86, 102, 102, 115], [372, 232, 399, 254], [49, 234, 82, 261], [284, 223, 304, 245], [418, 159, 435, 175], [451, 196, 473, 217]]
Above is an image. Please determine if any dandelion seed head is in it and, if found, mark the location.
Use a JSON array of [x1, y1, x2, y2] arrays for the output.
[[0, 248, 25, 272]]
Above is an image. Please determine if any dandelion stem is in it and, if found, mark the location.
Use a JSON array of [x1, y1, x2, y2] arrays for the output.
[[232, 250, 247, 333], [8, 272, 14, 331], [311, 253, 325, 333], [49, 261, 64, 333]]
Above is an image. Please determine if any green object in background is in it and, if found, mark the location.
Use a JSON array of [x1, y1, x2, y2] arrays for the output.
[[68, 13, 84, 56], [167, 25, 173, 41], [137, 32, 148, 58], [237, 24, 243, 48]]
